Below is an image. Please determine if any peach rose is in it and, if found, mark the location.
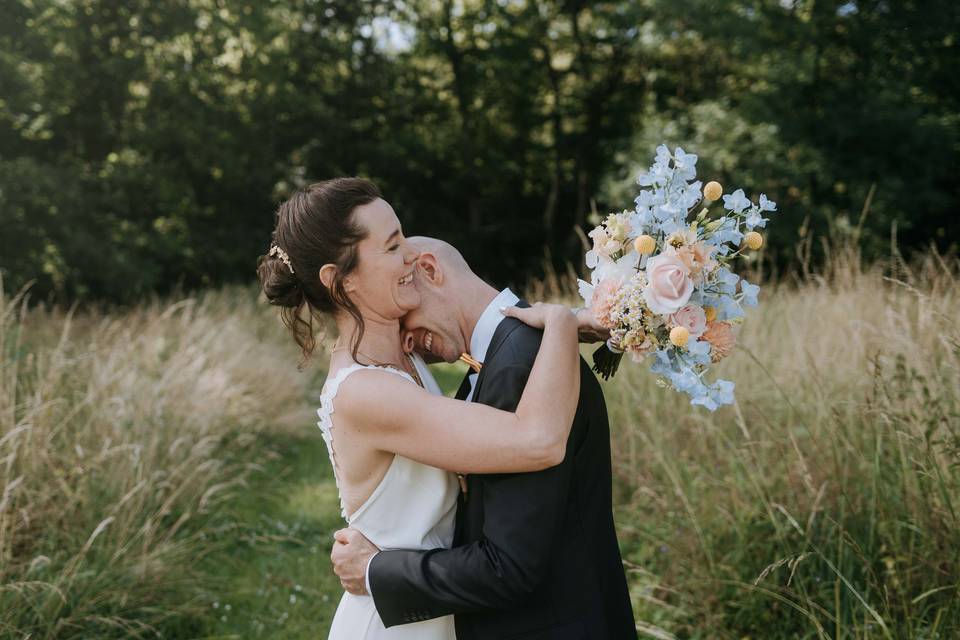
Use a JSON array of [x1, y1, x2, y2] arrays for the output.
[[642, 248, 694, 315], [691, 241, 718, 272], [591, 278, 621, 329], [670, 304, 707, 338], [702, 321, 736, 362], [675, 241, 718, 281]]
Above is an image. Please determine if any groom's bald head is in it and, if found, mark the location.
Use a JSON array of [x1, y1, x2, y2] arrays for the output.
[[402, 236, 497, 363], [408, 236, 473, 277]]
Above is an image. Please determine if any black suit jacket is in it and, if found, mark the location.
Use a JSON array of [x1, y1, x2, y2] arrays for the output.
[[369, 306, 637, 639]]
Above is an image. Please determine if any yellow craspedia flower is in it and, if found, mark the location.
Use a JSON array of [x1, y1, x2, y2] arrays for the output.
[[744, 231, 764, 250], [704, 305, 717, 322], [669, 326, 690, 348], [703, 181, 723, 202], [633, 234, 656, 255]]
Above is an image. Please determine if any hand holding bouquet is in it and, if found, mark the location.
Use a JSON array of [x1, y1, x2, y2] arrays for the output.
[[578, 145, 778, 410]]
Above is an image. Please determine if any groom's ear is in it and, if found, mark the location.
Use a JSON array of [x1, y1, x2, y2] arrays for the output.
[[415, 252, 443, 287]]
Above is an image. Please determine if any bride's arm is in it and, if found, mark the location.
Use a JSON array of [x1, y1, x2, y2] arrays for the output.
[[336, 303, 579, 473]]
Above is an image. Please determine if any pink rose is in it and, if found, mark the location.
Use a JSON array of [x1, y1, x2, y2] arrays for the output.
[[670, 304, 707, 338], [642, 249, 694, 315]]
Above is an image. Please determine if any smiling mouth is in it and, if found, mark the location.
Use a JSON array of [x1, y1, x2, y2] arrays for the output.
[[423, 331, 433, 353], [398, 273, 414, 286]]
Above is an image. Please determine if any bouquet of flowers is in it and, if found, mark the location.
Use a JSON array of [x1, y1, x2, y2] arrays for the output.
[[578, 145, 777, 410]]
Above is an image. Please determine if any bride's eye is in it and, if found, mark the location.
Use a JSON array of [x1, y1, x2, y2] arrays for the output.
[[388, 244, 400, 252]]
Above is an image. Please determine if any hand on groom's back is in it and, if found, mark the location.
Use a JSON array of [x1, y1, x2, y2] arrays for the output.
[[331, 528, 379, 595]]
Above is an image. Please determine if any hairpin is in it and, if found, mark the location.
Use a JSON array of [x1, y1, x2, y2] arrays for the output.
[[269, 243, 295, 274]]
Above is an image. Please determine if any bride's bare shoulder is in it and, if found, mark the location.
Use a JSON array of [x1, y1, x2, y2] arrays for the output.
[[333, 366, 430, 428]]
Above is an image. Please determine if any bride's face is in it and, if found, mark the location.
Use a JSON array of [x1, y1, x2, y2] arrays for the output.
[[345, 199, 421, 321]]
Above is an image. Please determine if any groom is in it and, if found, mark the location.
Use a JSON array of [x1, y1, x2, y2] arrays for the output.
[[331, 237, 637, 639]]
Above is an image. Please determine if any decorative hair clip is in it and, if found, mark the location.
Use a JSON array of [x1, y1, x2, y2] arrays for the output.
[[269, 243, 295, 274]]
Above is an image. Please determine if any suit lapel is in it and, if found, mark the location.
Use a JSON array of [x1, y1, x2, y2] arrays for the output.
[[470, 299, 530, 401], [452, 372, 473, 545]]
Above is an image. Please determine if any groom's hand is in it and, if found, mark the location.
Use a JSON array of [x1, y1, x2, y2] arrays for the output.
[[331, 528, 379, 596]]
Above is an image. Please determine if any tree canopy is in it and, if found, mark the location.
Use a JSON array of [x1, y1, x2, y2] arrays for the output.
[[1, 0, 957, 303]]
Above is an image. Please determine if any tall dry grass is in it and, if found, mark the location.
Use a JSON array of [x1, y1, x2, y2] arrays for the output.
[[0, 284, 315, 638], [588, 245, 960, 638], [1, 240, 957, 638]]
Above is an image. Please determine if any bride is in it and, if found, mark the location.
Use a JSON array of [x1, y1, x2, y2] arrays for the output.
[[257, 177, 582, 639]]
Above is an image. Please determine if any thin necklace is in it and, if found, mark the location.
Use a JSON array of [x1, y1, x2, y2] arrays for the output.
[[330, 344, 424, 389]]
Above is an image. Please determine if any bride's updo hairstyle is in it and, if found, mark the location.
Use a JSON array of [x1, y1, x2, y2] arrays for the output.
[[257, 177, 381, 366]]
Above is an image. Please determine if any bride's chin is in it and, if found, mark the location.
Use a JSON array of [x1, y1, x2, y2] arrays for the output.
[[396, 294, 421, 313]]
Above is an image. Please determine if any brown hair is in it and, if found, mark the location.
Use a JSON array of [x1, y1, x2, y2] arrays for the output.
[[257, 177, 381, 367]]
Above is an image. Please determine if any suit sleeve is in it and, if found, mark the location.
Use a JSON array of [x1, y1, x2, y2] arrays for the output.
[[368, 361, 580, 628]]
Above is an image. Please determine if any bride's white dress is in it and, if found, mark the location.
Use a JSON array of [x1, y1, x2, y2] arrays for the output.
[[317, 354, 459, 640]]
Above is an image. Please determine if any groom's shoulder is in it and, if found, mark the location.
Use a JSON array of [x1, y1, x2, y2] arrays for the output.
[[491, 318, 543, 369]]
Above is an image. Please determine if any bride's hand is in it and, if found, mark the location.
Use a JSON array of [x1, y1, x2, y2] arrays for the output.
[[500, 302, 577, 331]]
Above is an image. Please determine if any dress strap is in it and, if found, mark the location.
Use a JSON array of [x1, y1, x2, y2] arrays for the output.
[[316, 363, 419, 520]]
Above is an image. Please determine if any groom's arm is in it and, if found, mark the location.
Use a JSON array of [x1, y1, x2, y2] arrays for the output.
[[368, 343, 586, 627]]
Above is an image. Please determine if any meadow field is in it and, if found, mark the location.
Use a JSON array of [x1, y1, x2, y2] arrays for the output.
[[2, 246, 957, 639]]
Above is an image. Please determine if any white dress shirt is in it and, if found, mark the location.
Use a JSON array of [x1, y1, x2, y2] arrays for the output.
[[364, 287, 520, 595]]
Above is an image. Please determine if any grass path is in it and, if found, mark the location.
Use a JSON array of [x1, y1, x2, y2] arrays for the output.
[[196, 430, 344, 638], [194, 363, 468, 638]]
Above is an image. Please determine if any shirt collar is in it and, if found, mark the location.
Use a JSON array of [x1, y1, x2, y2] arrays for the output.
[[469, 288, 520, 364]]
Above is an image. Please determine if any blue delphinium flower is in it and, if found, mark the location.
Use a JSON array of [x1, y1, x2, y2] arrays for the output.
[[699, 292, 723, 311], [714, 218, 744, 247], [650, 349, 674, 376], [717, 296, 744, 321], [673, 147, 699, 181], [690, 384, 717, 410], [680, 181, 704, 210], [658, 218, 686, 236], [637, 145, 673, 186], [654, 203, 681, 222], [686, 339, 712, 366], [722, 189, 751, 214], [691, 379, 735, 410], [715, 267, 740, 294], [759, 193, 777, 212], [669, 367, 700, 393], [739, 280, 760, 306], [744, 207, 768, 230]]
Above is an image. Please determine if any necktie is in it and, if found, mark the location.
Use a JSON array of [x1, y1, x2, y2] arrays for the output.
[[459, 353, 482, 372]]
